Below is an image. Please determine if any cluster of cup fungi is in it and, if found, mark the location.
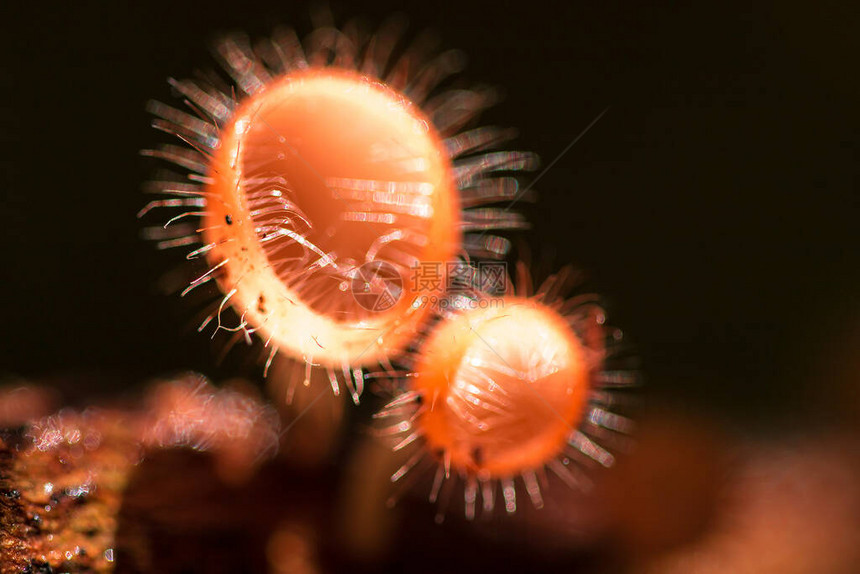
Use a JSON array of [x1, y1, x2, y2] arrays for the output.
[[140, 17, 638, 522]]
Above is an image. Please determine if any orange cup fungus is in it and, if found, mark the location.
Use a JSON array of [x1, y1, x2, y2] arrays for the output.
[[141, 28, 537, 402], [199, 69, 459, 369], [412, 298, 592, 478], [376, 270, 637, 519]]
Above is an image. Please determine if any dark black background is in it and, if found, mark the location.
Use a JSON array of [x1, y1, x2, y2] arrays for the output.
[[2, 1, 857, 420]]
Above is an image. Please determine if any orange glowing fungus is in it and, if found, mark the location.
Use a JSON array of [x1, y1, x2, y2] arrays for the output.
[[140, 27, 537, 402], [377, 269, 638, 519]]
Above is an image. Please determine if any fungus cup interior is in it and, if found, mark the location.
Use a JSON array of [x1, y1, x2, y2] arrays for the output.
[[413, 297, 591, 477], [202, 69, 461, 367]]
